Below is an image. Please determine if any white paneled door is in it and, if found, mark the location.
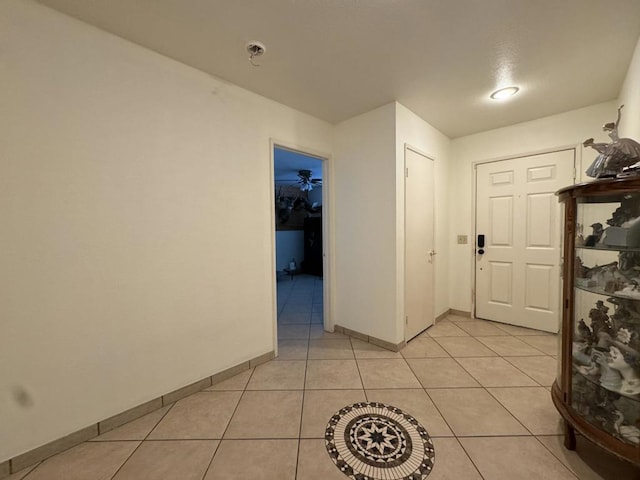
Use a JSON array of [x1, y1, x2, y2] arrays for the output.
[[475, 150, 575, 332], [405, 146, 435, 340]]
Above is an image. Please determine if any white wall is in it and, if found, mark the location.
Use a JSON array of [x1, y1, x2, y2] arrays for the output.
[[0, 0, 332, 462], [619, 36, 640, 137], [395, 104, 451, 324], [448, 101, 618, 312], [333, 102, 451, 344], [275, 231, 305, 271], [333, 103, 398, 342]]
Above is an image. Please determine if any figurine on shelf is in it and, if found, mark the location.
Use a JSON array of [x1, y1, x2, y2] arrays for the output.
[[607, 346, 640, 395], [602, 198, 640, 247], [590, 300, 613, 348], [613, 411, 640, 445], [606, 196, 640, 228], [584, 223, 604, 246], [593, 349, 623, 391], [574, 256, 588, 279], [617, 251, 640, 274], [584, 105, 640, 178], [577, 318, 593, 342]]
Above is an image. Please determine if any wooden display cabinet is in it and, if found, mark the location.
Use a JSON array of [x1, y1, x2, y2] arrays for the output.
[[553, 177, 640, 465]]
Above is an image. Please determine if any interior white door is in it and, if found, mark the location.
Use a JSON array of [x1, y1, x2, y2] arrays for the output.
[[405, 147, 435, 340], [475, 149, 574, 332]]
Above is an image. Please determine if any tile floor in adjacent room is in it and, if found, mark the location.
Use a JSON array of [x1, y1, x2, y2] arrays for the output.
[[8, 274, 640, 480]]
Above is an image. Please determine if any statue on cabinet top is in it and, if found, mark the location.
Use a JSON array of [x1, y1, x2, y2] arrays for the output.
[[584, 105, 640, 178]]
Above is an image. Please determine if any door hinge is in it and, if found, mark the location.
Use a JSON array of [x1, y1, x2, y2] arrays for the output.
[[405, 167, 409, 178], [405, 316, 408, 325]]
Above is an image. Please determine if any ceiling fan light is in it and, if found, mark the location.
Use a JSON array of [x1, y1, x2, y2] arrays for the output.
[[490, 86, 519, 100]]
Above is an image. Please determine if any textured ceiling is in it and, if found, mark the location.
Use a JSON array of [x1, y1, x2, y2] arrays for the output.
[[36, 0, 640, 138]]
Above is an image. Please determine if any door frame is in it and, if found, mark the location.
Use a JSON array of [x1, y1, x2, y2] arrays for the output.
[[269, 139, 333, 355], [470, 144, 579, 321], [404, 143, 436, 341]]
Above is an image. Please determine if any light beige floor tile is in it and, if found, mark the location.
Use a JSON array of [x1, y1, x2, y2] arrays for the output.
[[488, 387, 563, 435], [6, 464, 39, 480], [427, 437, 483, 480], [537, 435, 640, 480], [224, 390, 303, 438], [516, 335, 559, 355], [365, 389, 453, 437], [300, 390, 366, 438], [148, 391, 241, 439], [24, 441, 139, 480], [450, 320, 509, 336], [307, 339, 354, 359], [427, 388, 528, 436], [425, 322, 469, 337], [476, 336, 545, 356], [206, 369, 253, 391], [112, 440, 218, 480], [277, 324, 310, 340], [459, 436, 577, 479], [305, 360, 363, 389], [492, 322, 554, 336], [402, 337, 450, 358], [204, 440, 297, 480], [456, 357, 538, 387], [351, 338, 402, 358], [407, 358, 480, 388], [281, 304, 312, 314], [246, 360, 306, 390], [434, 336, 499, 357], [309, 325, 347, 339], [356, 358, 422, 389], [278, 313, 311, 324], [297, 439, 350, 480], [503, 356, 557, 386], [275, 340, 308, 360], [92, 405, 172, 441]]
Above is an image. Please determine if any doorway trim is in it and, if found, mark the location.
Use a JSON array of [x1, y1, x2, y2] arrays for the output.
[[470, 144, 579, 322], [269, 139, 333, 355]]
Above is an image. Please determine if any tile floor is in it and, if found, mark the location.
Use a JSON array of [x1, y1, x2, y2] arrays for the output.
[[7, 274, 640, 480]]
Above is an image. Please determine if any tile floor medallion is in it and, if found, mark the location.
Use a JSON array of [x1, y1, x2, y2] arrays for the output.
[[325, 402, 435, 480]]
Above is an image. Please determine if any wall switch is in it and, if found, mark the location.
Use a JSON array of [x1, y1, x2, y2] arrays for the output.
[[457, 235, 468, 244]]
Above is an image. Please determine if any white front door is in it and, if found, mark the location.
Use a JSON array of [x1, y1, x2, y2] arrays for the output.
[[405, 146, 435, 340], [475, 149, 575, 332]]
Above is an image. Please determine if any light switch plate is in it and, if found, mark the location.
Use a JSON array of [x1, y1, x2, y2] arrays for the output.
[[457, 235, 468, 244]]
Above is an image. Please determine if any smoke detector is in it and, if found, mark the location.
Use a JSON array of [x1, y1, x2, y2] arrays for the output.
[[246, 41, 266, 57]]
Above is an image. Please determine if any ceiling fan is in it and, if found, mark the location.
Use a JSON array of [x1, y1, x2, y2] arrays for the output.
[[297, 169, 322, 191]]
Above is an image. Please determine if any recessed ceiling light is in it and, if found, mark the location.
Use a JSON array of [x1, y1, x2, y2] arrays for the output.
[[490, 86, 519, 100]]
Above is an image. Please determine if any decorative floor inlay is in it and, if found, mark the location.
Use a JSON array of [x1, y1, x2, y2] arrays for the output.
[[325, 402, 435, 480]]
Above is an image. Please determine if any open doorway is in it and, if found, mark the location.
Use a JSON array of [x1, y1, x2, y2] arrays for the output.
[[273, 145, 328, 348]]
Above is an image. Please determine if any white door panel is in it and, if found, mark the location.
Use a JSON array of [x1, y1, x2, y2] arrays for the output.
[[475, 150, 574, 332], [405, 147, 435, 340]]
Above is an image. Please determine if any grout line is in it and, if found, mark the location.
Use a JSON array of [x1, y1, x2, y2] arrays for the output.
[[294, 307, 311, 480], [350, 337, 367, 400], [200, 368, 257, 479], [532, 435, 581, 480]]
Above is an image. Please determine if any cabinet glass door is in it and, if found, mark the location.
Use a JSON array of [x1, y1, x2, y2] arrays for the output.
[[570, 195, 640, 446]]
